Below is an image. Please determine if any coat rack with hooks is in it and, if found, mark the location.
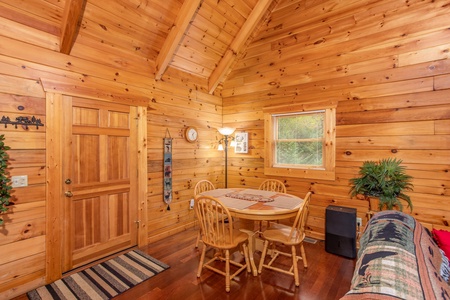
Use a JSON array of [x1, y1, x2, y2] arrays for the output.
[[0, 116, 44, 129]]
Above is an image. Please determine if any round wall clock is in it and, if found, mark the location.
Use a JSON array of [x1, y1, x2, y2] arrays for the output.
[[185, 126, 198, 142]]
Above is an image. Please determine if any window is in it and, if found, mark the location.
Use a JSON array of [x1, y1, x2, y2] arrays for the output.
[[263, 101, 337, 180]]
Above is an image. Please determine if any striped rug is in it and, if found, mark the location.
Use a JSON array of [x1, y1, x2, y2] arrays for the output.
[[27, 249, 169, 300]]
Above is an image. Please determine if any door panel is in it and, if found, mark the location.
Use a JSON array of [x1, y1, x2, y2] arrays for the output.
[[62, 96, 138, 271]]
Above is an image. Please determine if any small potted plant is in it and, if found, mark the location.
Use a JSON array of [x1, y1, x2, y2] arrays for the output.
[[0, 134, 11, 225], [349, 158, 414, 212]]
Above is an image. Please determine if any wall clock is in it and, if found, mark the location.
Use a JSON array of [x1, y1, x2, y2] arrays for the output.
[[185, 126, 198, 143]]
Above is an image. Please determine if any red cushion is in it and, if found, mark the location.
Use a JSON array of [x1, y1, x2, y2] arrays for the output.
[[432, 229, 450, 260]]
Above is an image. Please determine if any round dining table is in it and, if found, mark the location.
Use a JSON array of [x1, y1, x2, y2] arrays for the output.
[[199, 188, 305, 276]]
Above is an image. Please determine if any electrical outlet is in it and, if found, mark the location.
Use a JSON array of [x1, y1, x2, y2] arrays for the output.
[[11, 175, 28, 188], [356, 217, 362, 227], [189, 198, 194, 210]]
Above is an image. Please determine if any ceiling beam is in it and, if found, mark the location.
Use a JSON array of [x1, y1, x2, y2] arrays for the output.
[[155, 0, 203, 80], [60, 0, 87, 55], [208, 0, 274, 94]]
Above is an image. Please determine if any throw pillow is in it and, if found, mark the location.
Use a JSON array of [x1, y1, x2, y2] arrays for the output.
[[432, 229, 450, 262]]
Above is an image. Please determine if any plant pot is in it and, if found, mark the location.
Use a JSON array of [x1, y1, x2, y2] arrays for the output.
[[366, 197, 379, 220], [368, 197, 380, 212]]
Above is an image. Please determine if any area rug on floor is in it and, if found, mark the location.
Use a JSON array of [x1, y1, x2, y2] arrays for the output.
[[27, 249, 169, 300]]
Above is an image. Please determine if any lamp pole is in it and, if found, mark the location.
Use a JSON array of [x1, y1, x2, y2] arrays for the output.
[[223, 135, 229, 188], [218, 127, 236, 188]]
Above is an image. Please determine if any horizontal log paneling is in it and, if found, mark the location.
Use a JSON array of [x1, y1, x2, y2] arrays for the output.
[[337, 121, 435, 136], [0, 10, 223, 295], [0, 74, 44, 98], [337, 136, 450, 150], [223, 0, 450, 238], [0, 218, 46, 246], [1, 131, 45, 149], [0, 0, 449, 297], [0, 253, 45, 288], [0, 235, 45, 265], [0, 94, 45, 114], [0, 16, 59, 51], [0, 73, 47, 297]]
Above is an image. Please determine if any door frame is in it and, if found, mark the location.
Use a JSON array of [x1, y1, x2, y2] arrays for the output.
[[45, 91, 148, 283]]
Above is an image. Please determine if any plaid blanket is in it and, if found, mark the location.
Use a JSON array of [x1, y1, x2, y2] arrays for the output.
[[341, 211, 450, 300]]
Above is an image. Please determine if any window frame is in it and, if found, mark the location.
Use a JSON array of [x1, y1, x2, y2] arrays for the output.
[[263, 100, 337, 181]]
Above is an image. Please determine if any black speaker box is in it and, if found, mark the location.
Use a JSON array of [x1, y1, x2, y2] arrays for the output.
[[325, 205, 357, 259]]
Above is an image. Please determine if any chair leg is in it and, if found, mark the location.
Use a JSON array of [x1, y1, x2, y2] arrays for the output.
[[258, 240, 269, 274], [195, 230, 201, 248], [225, 249, 230, 292], [197, 245, 207, 277], [292, 245, 299, 286], [300, 243, 307, 268]]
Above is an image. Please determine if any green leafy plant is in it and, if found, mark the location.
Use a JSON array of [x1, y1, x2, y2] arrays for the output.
[[0, 134, 11, 225], [349, 158, 414, 212]]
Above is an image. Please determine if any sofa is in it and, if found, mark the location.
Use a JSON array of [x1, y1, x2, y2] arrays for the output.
[[341, 210, 450, 299]]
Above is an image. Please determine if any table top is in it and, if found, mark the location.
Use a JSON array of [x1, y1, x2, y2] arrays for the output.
[[199, 188, 305, 221]]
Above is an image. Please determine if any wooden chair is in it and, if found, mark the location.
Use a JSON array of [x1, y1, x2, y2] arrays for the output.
[[193, 180, 216, 248], [194, 179, 215, 195], [194, 195, 251, 292], [257, 179, 287, 230], [258, 192, 312, 287], [259, 179, 287, 193]]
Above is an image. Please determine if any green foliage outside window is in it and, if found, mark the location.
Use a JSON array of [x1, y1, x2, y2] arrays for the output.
[[275, 112, 324, 166], [0, 134, 11, 225]]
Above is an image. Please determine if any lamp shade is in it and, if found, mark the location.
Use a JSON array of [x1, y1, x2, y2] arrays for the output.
[[217, 144, 224, 151], [218, 127, 236, 135]]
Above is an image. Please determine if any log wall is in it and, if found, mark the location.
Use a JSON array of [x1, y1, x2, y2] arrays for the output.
[[0, 83, 47, 298], [222, 0, 450, 239], [0, 0, 450, 297], [0, 37, 221, 298]]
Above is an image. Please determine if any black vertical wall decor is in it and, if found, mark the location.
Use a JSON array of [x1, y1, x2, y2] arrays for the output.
[[163, 129, 172, 210]]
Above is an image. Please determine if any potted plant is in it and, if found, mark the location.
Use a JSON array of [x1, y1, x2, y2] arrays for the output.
[[349, 158, 414, 212], [0, 134, 11, 225]]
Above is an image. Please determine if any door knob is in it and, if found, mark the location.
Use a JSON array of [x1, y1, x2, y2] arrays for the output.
[[65, 179, 72, 184], [65, 191, 73, 197]]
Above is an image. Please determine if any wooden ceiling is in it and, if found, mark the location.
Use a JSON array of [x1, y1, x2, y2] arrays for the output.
[[0, 0, 278, 94]]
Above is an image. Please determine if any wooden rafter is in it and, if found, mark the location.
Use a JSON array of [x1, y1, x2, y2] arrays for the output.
[[208, 0, 274, 94], [155, 0, 203, 80], [60, 0, 87, 55]]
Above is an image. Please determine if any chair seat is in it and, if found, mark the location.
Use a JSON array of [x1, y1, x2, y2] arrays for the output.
[[262, 224, 305, 246], [204, 229, 248, 250]]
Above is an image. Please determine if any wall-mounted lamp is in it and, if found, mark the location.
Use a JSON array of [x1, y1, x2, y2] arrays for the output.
[[217, 127, 236, 188]]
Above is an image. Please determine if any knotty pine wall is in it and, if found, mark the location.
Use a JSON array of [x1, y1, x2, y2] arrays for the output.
[[0, 38, 221, 298], [222, 0, 450, 239], [146, 89, 223, 242], [0, 83, 47, 297]]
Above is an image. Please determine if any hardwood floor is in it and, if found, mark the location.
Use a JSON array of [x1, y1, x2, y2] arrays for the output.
[[15, 227, 356, 300], [117, 227, 356, 300]]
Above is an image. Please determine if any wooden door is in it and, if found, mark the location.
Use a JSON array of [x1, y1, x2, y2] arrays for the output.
[[62, 96, 138, 271]]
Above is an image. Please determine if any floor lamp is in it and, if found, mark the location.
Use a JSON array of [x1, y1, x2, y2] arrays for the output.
[[218, 127, 236, 188]]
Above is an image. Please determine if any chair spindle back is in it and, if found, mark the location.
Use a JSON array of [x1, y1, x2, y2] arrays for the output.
[[288, 192, 312, 241], [259, 179, 287, 193], [194, 180, 215, 195], [194, 195, 234, 247]]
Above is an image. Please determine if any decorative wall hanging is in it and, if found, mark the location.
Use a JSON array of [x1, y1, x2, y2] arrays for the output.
[[163, 129, 173, 211], [234, 132, 248, 154], [0, 116, 44, 129]]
